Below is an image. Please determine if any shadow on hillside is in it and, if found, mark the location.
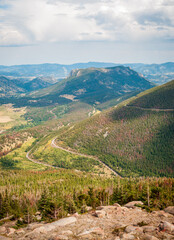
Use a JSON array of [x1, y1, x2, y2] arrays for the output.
[[110, 106, 147, 121]]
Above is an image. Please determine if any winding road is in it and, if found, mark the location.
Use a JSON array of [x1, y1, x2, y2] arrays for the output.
[[51, 137, 119, 176], [26, 149, 60, 169], [26, 136, 119, 176], [127, 105, 174, 112]]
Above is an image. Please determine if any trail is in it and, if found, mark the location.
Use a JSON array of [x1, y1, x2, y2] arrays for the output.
[[48, 107, 57, 119], [51, 137, 119, 177], [127, 105, 174, 112]]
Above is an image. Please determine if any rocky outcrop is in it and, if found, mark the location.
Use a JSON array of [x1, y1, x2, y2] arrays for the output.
[[0, 203, 173, 240], [124, 201, 144, 209], [164, 206, 174, 215]]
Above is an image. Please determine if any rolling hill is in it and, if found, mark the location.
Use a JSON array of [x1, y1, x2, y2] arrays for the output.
[[0, 76, 53, 97], [53, 80, 174, 177], [29, 66, 154, 106]]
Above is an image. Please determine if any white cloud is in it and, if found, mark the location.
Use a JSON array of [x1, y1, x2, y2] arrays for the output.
[[0, 0, 173, 46]]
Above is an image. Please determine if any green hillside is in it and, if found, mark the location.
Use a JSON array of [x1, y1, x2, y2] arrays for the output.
[[53, 80, 174, 177], [128, 79, 174, 109]]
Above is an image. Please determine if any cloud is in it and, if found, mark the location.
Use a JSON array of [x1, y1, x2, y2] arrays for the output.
[[0, 0, 173, 46]]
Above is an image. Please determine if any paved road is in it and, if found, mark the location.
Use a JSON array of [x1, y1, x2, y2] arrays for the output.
[[51, 137, 119, 177], [26, 150, 60, 169], [127, 105, 174, 112]]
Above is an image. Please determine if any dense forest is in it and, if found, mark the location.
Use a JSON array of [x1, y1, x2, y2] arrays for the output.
[[0, 169, 173, 225]]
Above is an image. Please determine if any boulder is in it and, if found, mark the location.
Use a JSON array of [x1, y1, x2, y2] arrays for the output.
[[125, 225, 143, 234], [142, 234, 159, 240], [113, 203, 121, 207], [27, 223, 44, 230], [29, 217, 77, 235], [164, 206, 174, 215], [121, 233, 135, 240], [0, 226, 6, 234], [7, 228, 16, 236], [61, 230, 73, 235], [52, 235, 68, 240], [86, 206, 93, 211], [15, 228, 25, 235], [124, 201, 144, 209], [78, 227, 104, 238], [143, 226, 156, 233], [159, 221, 174, 234], [92, 210, 107, 218]]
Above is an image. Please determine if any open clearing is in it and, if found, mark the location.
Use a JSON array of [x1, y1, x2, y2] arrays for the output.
[[0, 104, 27, 129], [0, 116, 13, 123]]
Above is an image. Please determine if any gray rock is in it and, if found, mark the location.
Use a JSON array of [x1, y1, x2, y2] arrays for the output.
[[7, 228, 16, 236], [0, 226, 6, 234], [125, 225, 143, 234], [121, 233, 135, 240], [78, 227, 104, 237], [113, 203, 121, 207], [32, 217, 77, 234], [164, 206, 174, 215], [143, 226, 156, 233], [15, 228, 25, 235], [124, 201, 144, 209], [159, 232, 174, 240], [86, 206, 92, 211], [27, 223, 44, 230], [61, 230, 73, 235], [92, 210, 107, 218], [142, 234, 159, 240], [159, 221, 174, 234], [53, 235, 68, 240]]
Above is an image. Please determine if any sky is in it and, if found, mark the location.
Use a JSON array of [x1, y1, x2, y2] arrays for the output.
[[0, 0, 174, 65]]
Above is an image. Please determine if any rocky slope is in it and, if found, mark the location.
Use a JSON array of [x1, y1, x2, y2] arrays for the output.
[[0, 203, 174, 240]]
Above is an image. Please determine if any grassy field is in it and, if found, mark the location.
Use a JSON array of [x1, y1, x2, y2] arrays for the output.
[[0, 104, 27, 130]]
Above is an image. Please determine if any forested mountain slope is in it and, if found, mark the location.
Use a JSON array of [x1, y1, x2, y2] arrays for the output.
[[0, 76, 53, 97], [30, 66, 153, 106], [128, 79, 174, 109], [54, 80, 174, 177]]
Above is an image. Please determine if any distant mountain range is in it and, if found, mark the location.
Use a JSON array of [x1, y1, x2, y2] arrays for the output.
[[0, 62, 174, 85], [126, 62, 174, 85], [0, 62, 116, 79]]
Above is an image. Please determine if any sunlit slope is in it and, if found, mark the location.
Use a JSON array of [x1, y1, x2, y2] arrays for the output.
[[55, 80, 174, 177], [128, 79, 174, 109]]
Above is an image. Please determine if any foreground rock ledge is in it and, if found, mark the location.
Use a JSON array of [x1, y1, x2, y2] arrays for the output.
[[0, 204, 173, 240]]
